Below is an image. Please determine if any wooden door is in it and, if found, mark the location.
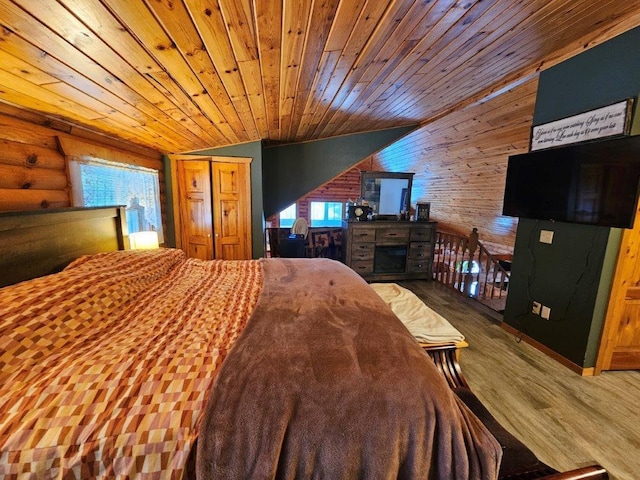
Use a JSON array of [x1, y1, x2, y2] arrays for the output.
[[596, 202, 640, 372], [176, 160, 213, 260], [211, 160, 252, 260]]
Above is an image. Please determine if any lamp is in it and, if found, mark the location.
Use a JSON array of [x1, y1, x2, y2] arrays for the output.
[[129, 230, 159, 250]]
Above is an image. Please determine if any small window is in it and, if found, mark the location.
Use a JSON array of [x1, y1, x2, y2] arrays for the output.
[[310, 201, 343, 227], [69, 158, 164, 243], [279, 203, 297, 228]]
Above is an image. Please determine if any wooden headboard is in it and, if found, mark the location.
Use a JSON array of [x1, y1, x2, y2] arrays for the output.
[[0, 206, 127, 288]]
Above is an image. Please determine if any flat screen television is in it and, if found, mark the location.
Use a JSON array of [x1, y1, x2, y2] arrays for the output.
[[502, 135, 640, 228]]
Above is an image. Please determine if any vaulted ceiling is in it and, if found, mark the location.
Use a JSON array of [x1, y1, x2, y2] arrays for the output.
[[1, 0, 639, 154]]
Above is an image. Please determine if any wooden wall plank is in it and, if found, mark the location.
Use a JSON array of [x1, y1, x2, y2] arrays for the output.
[[0, 139, 65, 170], [279, 0, 313, 138], [0, 188, 70, 211], [219, 0, 268, 139], [254, 0, 282, 139], [0, 164, 67, 190], [185, 0, 259, 139]]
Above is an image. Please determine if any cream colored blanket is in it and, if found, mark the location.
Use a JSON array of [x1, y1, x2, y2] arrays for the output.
[[370, 282, 465, 343]]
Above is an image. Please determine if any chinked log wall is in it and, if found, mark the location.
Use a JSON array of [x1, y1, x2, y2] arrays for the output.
[[0, 114, 69, 211], [0, 106, 165, 227]]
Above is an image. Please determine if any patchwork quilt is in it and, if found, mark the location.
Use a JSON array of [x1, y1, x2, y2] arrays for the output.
[[0, 249, 262, 478]]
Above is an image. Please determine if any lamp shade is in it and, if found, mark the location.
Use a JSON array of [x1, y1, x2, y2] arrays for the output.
[[129, 231, 159, 250]]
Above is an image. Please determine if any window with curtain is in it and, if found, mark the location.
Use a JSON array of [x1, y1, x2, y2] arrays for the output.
[[310, 201, 343, 227], [69, 158, 164, 242]]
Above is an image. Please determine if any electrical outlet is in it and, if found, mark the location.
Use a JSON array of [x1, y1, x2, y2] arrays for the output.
[[541, 305, 551, 320], [532, 301, 542, 315]]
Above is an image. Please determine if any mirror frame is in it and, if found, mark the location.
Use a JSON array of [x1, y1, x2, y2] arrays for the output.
[[361, 171, 414, 219]]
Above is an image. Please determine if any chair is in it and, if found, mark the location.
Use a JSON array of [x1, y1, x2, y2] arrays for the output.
[[279, 218, 309, 258], [290, 218, 309, 238]]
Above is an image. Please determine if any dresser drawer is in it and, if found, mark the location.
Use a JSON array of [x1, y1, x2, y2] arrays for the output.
[[407, 259, 431, 273], [410, 227, 434, 242], [350, 260, 374, 274], [408, 243, 432, 260], [351, 242, 374, 261], [350, 228, 376, 242], [376, 228, 410, 243]]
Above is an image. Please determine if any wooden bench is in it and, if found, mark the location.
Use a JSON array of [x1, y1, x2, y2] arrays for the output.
[[421, 344, 608, 480]]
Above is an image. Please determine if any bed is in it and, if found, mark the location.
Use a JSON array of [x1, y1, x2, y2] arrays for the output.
[[0, 207, 607, 479]]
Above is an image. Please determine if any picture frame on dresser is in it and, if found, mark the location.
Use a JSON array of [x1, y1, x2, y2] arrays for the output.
[[415, 202, 431, 222]]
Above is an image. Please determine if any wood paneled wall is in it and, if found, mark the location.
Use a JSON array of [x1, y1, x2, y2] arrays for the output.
[[0, 105, 166, 229], [366, 78, 539, 253]]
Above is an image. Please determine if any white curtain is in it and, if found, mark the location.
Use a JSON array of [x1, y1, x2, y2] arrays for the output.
[[69, 158, 163, 242]]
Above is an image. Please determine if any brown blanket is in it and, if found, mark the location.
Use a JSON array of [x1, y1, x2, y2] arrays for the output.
[[196, 258, 501, 479]]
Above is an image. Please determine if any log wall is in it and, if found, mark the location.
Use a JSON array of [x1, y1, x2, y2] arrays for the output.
[[0, 106, 165, 230], [0, 113, 69, 211]]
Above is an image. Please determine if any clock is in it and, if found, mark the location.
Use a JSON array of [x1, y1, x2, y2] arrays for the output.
[[348, 205, 371, 221]]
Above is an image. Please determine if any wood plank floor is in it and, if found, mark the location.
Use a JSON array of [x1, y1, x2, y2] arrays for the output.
[[399, 280, 640, 480]]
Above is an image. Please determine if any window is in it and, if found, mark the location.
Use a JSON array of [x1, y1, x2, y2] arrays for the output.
[[310, 201, 343, 227], [69, 158, 164, 242], [279, 203, 297, 228]]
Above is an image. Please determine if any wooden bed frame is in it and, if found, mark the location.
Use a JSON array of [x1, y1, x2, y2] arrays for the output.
[[0, 206, 126, 288], [0, 207, 608, 479]]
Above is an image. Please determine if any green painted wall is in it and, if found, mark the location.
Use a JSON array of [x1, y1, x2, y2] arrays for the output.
[[162, 154, 176, 247], [504, 26, 640, 368], [262, 126, 416, 218], [533, 26, 640, 126], [504, 220, 620, 366]]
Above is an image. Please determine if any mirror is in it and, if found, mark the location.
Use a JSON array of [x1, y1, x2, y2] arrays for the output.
[[361, 171, 414, 219]]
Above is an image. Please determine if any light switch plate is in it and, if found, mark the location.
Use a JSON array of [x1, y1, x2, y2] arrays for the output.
[[532, 301, 542, 315], [541, 306, 551, 320], [539, 230, 554, 244]]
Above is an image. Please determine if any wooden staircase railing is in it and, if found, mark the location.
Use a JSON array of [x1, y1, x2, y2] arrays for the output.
[[433, 230, 511, 312]]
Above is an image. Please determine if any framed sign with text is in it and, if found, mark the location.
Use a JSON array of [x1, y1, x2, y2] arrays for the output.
[[530, 98, 634, 151]]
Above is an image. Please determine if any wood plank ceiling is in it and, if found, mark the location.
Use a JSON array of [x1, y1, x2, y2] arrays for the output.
[[0, 0, 639, 154]]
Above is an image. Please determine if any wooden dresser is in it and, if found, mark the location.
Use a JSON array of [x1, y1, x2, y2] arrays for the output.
[[343, 220, 437, 281]]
